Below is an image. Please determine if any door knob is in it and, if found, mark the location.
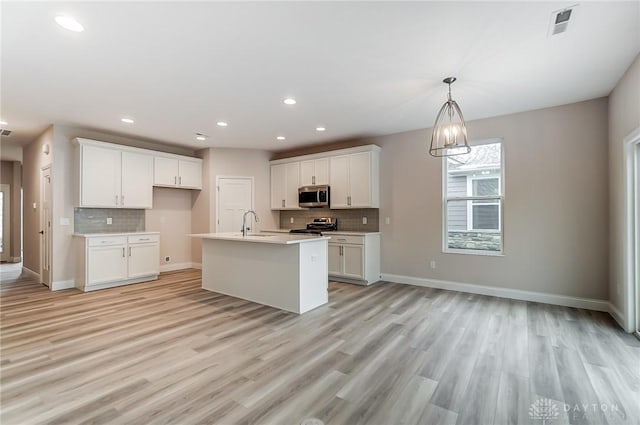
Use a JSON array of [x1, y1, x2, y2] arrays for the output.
[[39, 230, 44, 234]]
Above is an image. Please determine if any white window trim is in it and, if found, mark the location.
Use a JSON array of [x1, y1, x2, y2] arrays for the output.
[[442, 138, 505, 256], [466, 175, 502, 231]]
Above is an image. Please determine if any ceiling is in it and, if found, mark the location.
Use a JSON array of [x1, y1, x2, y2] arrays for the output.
[[2, 1, 639, 152]]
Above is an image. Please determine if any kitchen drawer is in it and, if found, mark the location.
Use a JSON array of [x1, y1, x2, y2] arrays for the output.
[[128, 234, 160, 244], [87, 236, 127, 247], [328, 235, 364, 245]]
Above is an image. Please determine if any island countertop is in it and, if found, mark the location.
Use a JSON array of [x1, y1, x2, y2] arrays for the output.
[[189, 232, 329, 245]]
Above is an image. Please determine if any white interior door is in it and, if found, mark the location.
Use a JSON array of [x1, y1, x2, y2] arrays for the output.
[[217, 177, 253, 233], [0, 184, 10, 262], [41, 167, 52, 287]]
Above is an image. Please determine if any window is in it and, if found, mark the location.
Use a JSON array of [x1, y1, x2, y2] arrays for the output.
[[444, 141, 503, 254]]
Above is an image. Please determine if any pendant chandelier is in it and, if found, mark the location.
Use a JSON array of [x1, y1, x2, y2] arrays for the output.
[[429, 77, 471, 157]]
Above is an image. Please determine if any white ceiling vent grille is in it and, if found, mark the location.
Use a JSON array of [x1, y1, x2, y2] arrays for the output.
[[548, 5, 578, 36]]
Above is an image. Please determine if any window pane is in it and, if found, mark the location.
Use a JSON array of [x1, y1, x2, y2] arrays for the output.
[[446, 199, 502, 252], [473, 178, 499, 196], [447, 142, 502, 197], [472, 204, 499, 230]]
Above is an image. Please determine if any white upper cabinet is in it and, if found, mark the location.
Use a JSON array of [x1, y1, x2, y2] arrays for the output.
[[153, 157, 179, 186], [76, 138, 202, 209], [300, 158, 329, 186], [81, 144, 122, 208], [329, 150, 379, 209], [270, 162, 301, 210], [153, 157, 202, 189], [271, 145, 380, 210], [79, 144, 153, 209], [121, 152, 153, 208]]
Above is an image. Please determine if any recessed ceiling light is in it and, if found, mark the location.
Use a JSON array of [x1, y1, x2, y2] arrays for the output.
[[54, 15, 84, 32], [283, 98, 297, 105], [196, 136, 206, 141], [316, 127, 326, 132], [217, 121, 228, 127], [277, 136, 286, 141], [0, 121, 7, 126], [121, 118, 134, 124]]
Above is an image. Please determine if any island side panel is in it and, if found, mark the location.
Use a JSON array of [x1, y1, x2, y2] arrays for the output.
[[202, 239, 301, 313], [298, 239, 329, 313]]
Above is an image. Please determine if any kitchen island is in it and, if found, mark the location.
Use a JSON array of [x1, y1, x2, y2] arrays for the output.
[[190, 233, 330, 314]]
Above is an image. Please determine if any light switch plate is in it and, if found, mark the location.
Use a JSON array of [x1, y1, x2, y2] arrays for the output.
[[290, 217, 294, 224], [60, 217, 70, 226], [106, 217, 113, 225], [385, 217, 391, 225], [362, 217, 367, 225]]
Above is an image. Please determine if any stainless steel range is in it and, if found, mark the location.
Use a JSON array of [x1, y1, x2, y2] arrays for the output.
[[289, 218, 337, 235]]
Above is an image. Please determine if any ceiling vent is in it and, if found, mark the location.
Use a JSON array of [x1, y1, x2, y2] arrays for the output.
[[0, 129, 12, 136], [548, 5, 578, 36]]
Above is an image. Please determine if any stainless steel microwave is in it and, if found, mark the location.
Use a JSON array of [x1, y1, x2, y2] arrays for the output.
[[298, 185, 330, 208]]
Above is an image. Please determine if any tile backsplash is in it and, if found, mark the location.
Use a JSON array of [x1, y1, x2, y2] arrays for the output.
[[279, 208, 379, 232], [74, 208, 145, 234]]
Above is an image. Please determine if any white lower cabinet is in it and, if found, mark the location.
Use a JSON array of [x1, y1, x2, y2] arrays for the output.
[[328, 233, 381, 285], [76, 233, 160, 291]]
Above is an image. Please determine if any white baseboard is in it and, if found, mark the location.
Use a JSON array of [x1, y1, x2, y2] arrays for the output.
[[51, 279, 75, 291], [22, 266, 40, 281], [10, 256, 21, 263], [159, 262, 202, 272], [607, 302, 630, 331], [381, 273, 609, 312]]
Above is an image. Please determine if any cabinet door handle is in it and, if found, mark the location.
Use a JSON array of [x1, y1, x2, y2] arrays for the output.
[[312, 176, 315, 185], [122, 247, 125, 257], [282, 199, 285, 208], [179, 176, 182, 185], [174, 176, 177, 185], [347, 196, 351, 206], [128, 247, 131, 257], [121, 195, 124, 206], [115, 195, 118, 205]]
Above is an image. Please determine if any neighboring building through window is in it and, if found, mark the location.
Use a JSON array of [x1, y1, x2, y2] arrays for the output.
[[444, 140, 503, 254]]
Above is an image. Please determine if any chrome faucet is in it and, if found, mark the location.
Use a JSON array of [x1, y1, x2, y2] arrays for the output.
[[242, 210, 259, 237]]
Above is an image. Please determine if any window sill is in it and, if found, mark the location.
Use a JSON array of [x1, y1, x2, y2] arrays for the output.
[[443, 248, 505, 257]]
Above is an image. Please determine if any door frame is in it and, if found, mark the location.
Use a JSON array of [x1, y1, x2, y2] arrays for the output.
[[623, 126, 640, 335], [40, 166, 52, 287], [215, 176, 255, 233], [0, 183, 10, 262]]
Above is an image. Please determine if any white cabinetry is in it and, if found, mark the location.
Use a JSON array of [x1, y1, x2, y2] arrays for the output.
[[153, 157, 202, 189], [79, 144, 153, 208], [270, 145, 380, 210], [75, 233, 160, 291], [329, 151, 379, 208], [300, 158, 329, 186], [327, 233, 380, 285], [270, 162, 301, 210]]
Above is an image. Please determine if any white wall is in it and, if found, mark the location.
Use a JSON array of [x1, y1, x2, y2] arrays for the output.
[[190, 147, 279, 264], [372, 98, 609, 300], [608, 54, 640, 329]]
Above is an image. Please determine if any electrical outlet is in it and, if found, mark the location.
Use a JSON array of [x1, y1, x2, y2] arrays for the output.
[[290, 217, 294, 224], [106, 217, 113, 225], [59, 217, 70, 226], [362, 217, 368, 225], [164, 256, 171, 263], [430, 260, 436, 269], [385, 217, 391, 225]]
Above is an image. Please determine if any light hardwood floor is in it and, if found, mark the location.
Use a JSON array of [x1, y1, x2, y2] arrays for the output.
[[1, 268, 639, 425]]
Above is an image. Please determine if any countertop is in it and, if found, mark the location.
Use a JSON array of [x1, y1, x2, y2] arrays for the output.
[[73, 231, 160, 237], [189, 232, 330, 245], [261, 229, 380, 236]]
